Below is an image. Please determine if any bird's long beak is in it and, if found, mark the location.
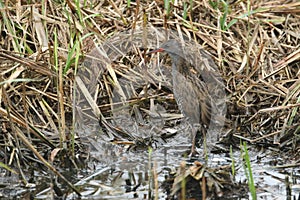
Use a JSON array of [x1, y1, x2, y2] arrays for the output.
[[147, 48, 165, 54]]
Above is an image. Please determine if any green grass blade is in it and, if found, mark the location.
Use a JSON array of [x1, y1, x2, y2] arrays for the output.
[[0, 161, 18, 174], [53, 28, 58, 71], [164, 0, 171, 16], [0, 1, 21, 52], [242, 142, 257, 200], [225, 7, 267, 31]]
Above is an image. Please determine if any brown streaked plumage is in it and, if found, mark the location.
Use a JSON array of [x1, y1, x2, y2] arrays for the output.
[[148, 39, 213, 156]]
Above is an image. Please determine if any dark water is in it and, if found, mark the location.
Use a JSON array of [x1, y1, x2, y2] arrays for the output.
[[1, 128, 300, 200], [1, 124, 299, 200]]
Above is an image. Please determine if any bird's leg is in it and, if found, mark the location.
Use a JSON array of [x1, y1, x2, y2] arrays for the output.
[[189, 125, 199, 157], [189, 124, 208, 160], [202, 125, 208, 162]]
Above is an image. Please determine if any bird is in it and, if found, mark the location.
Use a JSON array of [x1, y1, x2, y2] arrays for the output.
[[148, 39, 213, 157]]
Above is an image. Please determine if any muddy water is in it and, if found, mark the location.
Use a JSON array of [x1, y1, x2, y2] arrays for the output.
[[68, 134, 298, 200], [1, 137, 298, 199]]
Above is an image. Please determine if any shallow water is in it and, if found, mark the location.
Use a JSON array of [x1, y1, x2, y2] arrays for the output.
[[68, 135, 298, 199], [1, 131, 299, 200]]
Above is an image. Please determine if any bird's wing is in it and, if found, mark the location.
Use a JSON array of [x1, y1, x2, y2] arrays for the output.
[[194, 78, 212, 128], [172, 69, 201, 125]]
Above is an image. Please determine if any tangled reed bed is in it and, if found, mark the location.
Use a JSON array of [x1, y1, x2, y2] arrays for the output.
[[0, 0, 300, 198]]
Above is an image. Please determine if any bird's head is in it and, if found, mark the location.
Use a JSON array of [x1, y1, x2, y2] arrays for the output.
[[147, 39, 183, 58]]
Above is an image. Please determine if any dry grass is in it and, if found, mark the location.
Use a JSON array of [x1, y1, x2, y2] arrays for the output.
[[0, 0, 300, 197]]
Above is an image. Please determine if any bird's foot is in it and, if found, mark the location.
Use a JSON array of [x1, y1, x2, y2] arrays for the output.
[[188, 149, 199, 159]]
